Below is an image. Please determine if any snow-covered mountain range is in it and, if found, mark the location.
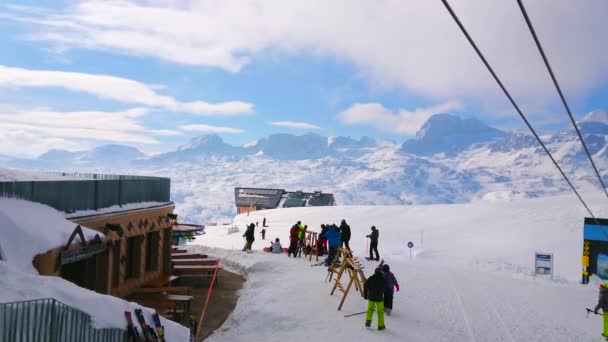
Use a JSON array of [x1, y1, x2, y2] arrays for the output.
[[3, 110, 608, 223]]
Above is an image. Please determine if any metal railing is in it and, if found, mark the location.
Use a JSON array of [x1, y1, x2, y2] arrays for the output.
[[0, 298, 127, 342], [0, 173, 170, 213]]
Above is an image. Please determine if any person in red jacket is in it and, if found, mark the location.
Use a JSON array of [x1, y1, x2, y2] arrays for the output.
[[288, 225, 299, 257]]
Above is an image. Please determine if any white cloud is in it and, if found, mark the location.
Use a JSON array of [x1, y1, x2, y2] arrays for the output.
[[0, 107, 182, 157], [0, 65, 253, 115], [179, 124, 244, 134], [4, 0, 607, 102], [271, 121, 320, 129], [339, 102, 463, 135]]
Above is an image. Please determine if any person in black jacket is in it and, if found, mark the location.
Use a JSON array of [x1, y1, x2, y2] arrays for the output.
[[339, 219, 351, 250], [366, 226, 379, 261], [364, 268, 387, 330], [242, 223, 255, 251]]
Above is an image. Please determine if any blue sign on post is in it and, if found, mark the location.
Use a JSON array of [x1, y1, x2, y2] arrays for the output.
[[407, 241, 414, 248], [535, 252, 553, 278]]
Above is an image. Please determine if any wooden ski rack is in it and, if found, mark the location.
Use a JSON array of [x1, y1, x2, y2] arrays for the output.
[[327, 248, 367, 310]]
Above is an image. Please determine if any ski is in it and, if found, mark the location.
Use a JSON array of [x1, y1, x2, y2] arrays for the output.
[[344, 311, 367, 318], [134, 308, 158, 342], [125, 311, 144, 342], [311, 261, 326, 267], [152, 312, 166, 342]]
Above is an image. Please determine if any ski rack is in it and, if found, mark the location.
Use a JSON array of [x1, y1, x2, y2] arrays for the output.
[[328, 248, 366, 310], [307, 231, 319, 262]]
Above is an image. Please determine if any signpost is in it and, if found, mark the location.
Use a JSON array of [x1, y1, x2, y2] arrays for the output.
[[407, 241, 414, 260], [534, 252, 553, 279]]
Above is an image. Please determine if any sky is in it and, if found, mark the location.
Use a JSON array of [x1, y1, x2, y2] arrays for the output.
[[0, 0, 606, 158]]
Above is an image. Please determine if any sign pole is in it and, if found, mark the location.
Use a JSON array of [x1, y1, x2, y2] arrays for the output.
[[407, 241, 414, 261]]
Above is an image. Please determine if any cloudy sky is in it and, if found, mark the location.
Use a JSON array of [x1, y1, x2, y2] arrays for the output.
[[0, 0, 606, 157]]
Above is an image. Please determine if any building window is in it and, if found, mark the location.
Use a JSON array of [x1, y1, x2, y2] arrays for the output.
[[145, 231, 160, 272], [125, 236, 142, 279], [112, 241, 121, 288]]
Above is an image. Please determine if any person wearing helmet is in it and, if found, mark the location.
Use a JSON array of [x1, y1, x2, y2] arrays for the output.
[[594, 281, 608, 338], [339, 219, 351, 251], [382, 264, 400, 315], [366, 226, 380, 261], [364, 267, 387, 330]]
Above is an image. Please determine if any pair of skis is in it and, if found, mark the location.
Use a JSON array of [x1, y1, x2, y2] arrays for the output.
[[125, 310, 165, 342]]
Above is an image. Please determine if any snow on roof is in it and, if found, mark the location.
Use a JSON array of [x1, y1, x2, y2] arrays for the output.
[[0, 198, 189, 340], [0, 198, 100, 273], [0, 167, 81, 181]]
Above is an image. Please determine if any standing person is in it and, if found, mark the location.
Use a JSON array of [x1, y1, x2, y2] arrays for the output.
[[256, 221, 259, 228], [339, 219, 351, 250], [318, 224, 328, 254], [242, 223, 255, 251], [261, 228, 266, 240], [366, 226, 380, 261], [263, 217, 267, 227], [594, 281, 608, 338], [381, 264, 399, 315], [288, 225, 299, 257], [364, 268, 387, 330], [324, 225, 341, 266], [270, 238, 283, 253]]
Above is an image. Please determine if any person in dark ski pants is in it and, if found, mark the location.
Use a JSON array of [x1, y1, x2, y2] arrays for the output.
[[261, 228, 266, 240], [367, 226, 380, 260], [324, 225, 341, 266], [242, 223, 255, 251], [594, 281, 608, 338], [339, 219, 351, 250], [364, 268, 387, 330], [288, 225, 299, 257], [382, 264, 400, 315]]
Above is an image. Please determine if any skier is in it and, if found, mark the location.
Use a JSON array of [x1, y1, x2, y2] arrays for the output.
[[242, 223, 255, 251], [594, 281, 608, 339], [318, 224, 328, 255], [382, 264, 400, 315], [324, 224, 341, 266], [263, 217, 267, 227], [288, 225, 299, 257], [339, 219, 351, 250], [261, 228, 266, 240], [364, 267, 387, 330], [270, 238, 283, 253], [366, 226, 380, 261]]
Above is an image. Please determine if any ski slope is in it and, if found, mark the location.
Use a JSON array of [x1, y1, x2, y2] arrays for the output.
[[188, 193, 607, 342]]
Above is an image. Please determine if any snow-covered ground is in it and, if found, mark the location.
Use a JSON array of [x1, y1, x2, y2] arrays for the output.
[[187, 193, 607, 341], [0, 198, 190, 341]]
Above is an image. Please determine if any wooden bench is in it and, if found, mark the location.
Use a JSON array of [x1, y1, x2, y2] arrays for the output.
[[172, 253, 208, 259], [171, 258, 218, 266], [143, 275, 180, 288], [173, 265, 217, 275]]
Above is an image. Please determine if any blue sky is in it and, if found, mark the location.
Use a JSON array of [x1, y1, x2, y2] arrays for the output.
[[0, 1, 606, 157]]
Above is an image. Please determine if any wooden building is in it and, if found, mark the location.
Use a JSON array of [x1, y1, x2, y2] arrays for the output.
[[33, 203, 175, 298]]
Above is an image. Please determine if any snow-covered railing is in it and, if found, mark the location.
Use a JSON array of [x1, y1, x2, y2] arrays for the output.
[[0, 298, 128, 342], [0, 173, 170, 213]]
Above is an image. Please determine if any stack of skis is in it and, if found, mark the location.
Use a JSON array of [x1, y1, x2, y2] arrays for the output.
[[125, 309, 165, 342]]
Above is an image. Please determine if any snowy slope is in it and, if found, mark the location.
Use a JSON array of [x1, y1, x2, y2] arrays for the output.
[[187, 194, 605, 342], [0, 199, 190, 341]]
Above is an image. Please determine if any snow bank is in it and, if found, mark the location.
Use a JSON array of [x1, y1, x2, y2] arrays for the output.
[[0, 198, 190, 341], [0, 167, 80, 181], [65, 201, 171, 219]]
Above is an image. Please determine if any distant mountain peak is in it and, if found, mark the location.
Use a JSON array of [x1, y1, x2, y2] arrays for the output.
[[178, 134, 225, 151], [580, 109, 608, 124], [402, 113, 506, 156]]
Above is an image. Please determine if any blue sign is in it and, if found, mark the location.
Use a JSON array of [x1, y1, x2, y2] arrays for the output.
[[534, 252, 553, 277], [407, 241, 414, 248]]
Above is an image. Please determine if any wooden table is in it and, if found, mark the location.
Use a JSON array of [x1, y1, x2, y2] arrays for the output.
[[166, 294, 194, 318]]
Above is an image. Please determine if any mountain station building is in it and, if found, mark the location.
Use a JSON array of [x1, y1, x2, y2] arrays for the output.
[[234, 187, 336, 214]]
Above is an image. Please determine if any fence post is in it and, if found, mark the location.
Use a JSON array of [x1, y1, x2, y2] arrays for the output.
[[50, 300, 57, 342]]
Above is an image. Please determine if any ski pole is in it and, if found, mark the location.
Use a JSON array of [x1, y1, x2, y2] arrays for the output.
[[344, 311, 367, 318], [586, 308, 603, 317]]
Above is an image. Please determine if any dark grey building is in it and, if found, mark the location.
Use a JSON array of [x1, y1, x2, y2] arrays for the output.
[[234, 187, 335, 213]]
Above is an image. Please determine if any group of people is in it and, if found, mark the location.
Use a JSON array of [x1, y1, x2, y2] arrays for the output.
[[364, 261, 400, 330]]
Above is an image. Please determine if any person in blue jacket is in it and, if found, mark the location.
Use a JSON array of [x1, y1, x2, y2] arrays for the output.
[[324, 224, 342, 266]]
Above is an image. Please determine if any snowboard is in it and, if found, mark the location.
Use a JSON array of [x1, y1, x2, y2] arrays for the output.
[[134, 308, 158, 342]]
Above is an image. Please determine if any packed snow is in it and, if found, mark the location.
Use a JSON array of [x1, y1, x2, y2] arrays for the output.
[[0, 198, 189, 341], [187, 193, 608, 341]]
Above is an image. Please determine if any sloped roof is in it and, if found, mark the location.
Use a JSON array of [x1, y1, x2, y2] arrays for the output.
[[234, 187, 285, 209]]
